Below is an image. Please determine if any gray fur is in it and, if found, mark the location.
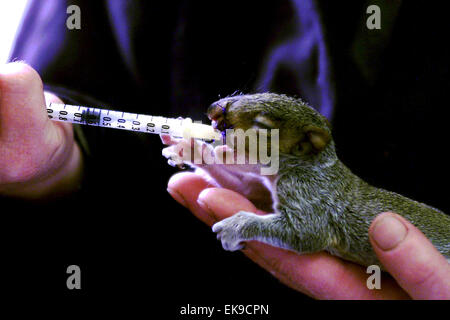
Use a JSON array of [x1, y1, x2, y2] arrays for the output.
[[166, 93, 450, 267]]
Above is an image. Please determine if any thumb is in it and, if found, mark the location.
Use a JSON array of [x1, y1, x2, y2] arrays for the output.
[[369, 212, 450, 299], [0, 62, 50, 136], [0, 62, 77, 196]]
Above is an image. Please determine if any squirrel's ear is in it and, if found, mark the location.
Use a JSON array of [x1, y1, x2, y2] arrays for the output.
[[295, 125, 331, 155]]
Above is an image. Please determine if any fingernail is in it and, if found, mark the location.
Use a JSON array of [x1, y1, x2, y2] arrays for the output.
[[197, 189, 211, 210], [197, 189, 217, 222], [197, 197, 212, 213], [371, 214, 408, 251], [167, 188, 187, 208]]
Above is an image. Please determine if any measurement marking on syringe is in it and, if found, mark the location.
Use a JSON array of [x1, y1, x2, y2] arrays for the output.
[[45, 102, 220, 140]]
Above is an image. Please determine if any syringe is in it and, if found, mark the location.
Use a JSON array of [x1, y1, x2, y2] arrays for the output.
[[46, 102, 221, 140]]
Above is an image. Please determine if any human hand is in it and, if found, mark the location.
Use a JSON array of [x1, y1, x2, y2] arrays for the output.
[[369, 212, 450, 299], [0, 62, 82, 199], [167, 171, 415, 299]]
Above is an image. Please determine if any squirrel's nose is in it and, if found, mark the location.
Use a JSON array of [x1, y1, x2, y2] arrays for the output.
[[207, 102, 228, 131]]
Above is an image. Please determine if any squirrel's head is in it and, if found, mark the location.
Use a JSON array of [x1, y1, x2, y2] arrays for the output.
[[207, 93, 333, 158]]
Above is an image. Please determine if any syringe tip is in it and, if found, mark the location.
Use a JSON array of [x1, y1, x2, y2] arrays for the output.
[[188, 122, 222, 140]]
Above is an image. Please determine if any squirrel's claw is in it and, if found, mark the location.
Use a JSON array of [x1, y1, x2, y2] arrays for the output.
[[212, 214, 249, 251]]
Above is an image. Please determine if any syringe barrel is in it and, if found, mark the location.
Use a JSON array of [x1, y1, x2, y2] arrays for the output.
[[46, 102, 220, 140]]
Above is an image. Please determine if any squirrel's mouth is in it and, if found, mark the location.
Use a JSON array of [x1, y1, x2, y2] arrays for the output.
[[211, 118, 226, 131], [211, 118, 232, 143], [208, 102, 234, 143]]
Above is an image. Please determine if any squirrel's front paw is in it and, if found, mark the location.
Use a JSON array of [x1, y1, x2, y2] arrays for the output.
[[212, 211, 255, 251], [162, 138, 212, 168], [162, 144, 186, 168]]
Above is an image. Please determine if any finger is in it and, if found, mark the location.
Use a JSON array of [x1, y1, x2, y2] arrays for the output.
[[167, 172, 217, 225], [160, 134, 180, 145], [369, 212, 450, 299], [197, 188, 409, 299], [0, 62, 76, 187], [0, 62, 48, 137], [243, 241, 408, 299], [197, 187, 265, 221]]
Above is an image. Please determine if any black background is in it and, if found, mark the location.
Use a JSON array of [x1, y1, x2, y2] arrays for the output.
[[2, 0, 449, 313]]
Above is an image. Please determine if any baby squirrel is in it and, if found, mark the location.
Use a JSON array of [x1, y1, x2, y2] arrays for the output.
[[163, 93, 450, 267]]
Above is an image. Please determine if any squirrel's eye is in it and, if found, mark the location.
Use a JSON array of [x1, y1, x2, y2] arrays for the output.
[[291, 144, 303, 157]]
